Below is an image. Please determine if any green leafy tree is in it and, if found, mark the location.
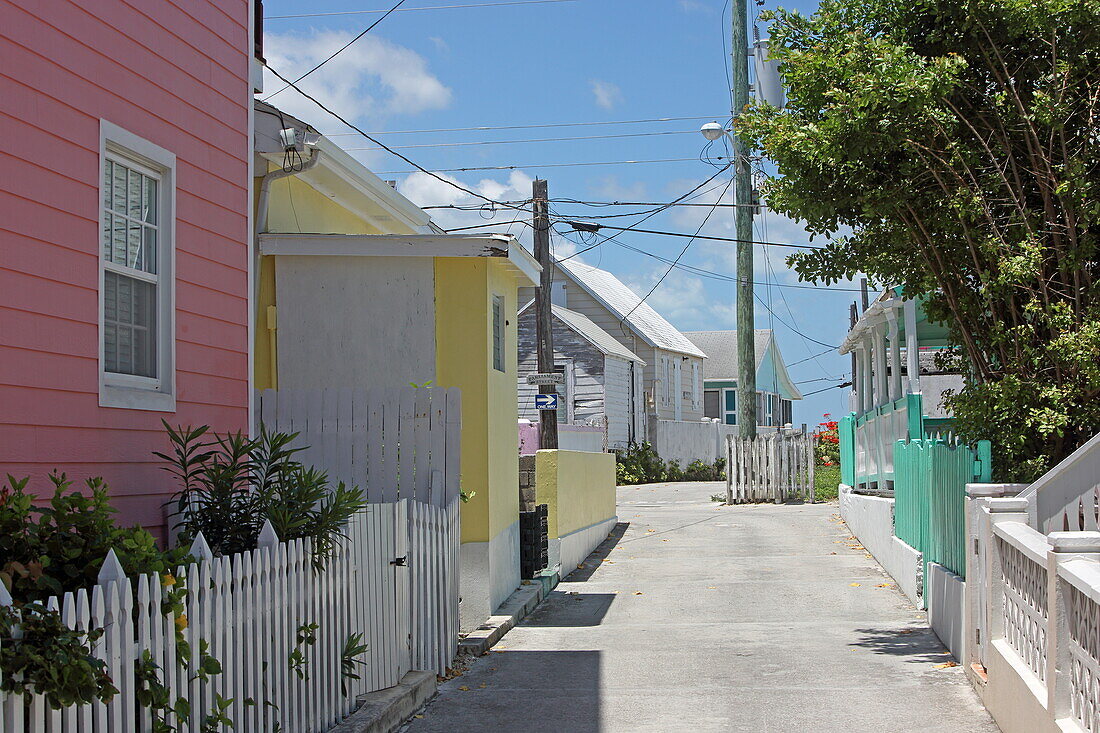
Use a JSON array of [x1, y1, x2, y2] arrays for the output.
[[739, 0, 1100, 480]]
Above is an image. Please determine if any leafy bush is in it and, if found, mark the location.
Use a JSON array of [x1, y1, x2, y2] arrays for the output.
[[0, 473, 186, 603], [0, 602, 116, 708], [158, 423, 367, 567], [615, 443, 666, 485], [614, 443, 727, 485]]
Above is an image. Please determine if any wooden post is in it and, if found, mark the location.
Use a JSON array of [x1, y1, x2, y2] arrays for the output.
[[731, 0, 757, 439], [532, 178, 558, 449]]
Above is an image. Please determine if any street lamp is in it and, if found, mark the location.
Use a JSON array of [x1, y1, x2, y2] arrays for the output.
[[699, 122, 728, 142]]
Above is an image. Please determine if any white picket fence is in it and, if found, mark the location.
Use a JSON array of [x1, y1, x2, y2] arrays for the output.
[[725, 430, 816, 504], [257, 387, 461, 507], [0, 499, 460, 733]]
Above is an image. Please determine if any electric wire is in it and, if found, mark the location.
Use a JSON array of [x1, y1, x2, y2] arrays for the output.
[[263, 64, 531, 213], [618, 178, 736, 325], [374, 156, 726, 175], [341, 129, 695, 151], [263, 0, 410, 101], [559, 222, 825, 249], [321, 115, 724, 137], [266, 0, 579, 20]]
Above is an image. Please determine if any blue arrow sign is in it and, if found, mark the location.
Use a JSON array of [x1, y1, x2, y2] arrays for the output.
[[534, 393, 559, 410]]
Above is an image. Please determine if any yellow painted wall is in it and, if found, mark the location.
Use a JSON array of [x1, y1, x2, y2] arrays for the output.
[[435, 258, 522, 544], [253, 169, 412, 389], [534, 450, 617, 538]]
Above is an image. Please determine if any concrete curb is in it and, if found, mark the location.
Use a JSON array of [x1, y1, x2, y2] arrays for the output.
[[458, 570, 559, 657], [328, 671, 437, 733]]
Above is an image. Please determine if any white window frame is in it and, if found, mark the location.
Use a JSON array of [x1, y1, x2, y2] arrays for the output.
[[491, 294, 505, 372], [691, 360, 701, 412], [98, 120, 177, 412]]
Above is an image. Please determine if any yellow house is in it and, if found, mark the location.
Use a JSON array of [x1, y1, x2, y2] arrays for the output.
[[253, 102, 540, 629]]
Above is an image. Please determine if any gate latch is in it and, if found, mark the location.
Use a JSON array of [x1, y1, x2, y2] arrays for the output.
[[391, 555, 408, 567]]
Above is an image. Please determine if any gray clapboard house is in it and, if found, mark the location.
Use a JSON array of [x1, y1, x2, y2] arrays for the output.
[[517, 302, 646, 448], [519, 259, 708, 435]]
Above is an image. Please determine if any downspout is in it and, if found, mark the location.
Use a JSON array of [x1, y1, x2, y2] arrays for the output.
[[253, 150, 323, 388]]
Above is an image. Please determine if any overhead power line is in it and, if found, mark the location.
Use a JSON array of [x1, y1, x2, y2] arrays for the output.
[[376, 157, 721, 175], [264, 0, 409, 101], [342, 129, 695, 151], [562, 222, 826, 249], [322, 115, 724, 137], [263, 64, 529, 213], [266, 0, 580, 20]]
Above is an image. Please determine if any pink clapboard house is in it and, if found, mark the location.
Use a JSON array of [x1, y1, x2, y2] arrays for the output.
[[0, 1, 260, 535]]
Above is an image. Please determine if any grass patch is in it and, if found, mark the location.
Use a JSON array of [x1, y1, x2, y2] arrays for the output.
[[814, 465, 841, 501]]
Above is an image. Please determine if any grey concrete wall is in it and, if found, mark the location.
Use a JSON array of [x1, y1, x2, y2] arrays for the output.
[[926, 563, 966, 662], [839, 485, 923, 606]]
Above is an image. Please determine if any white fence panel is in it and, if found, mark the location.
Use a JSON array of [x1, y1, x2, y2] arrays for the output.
[[726, 430, 815, 504], [256, 387, 461, 507]]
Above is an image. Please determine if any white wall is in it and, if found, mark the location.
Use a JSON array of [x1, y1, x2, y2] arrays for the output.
[[275, 255, 437, 391], [647, 419, 737, 466], [839, 485, 923, 606], [603, 356, 634, 448], [926, 562, 966, 661]]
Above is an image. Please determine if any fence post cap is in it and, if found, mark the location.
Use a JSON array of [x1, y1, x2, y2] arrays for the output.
[[257, 520, 280, 549], [97, 548, 126, 585], [1049, 531, 1100, 554], [987, 497, 1029, 513], [189, 531, 215, 560]]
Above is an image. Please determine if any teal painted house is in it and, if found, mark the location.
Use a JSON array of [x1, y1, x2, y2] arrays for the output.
[[683, 330, 802, 427]]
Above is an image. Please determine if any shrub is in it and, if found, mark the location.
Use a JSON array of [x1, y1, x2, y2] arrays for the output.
[[814, 414, 841, 468], [0, 473, 186, 603], [157, 422, 367, 567], [614, 443, 727, 485]]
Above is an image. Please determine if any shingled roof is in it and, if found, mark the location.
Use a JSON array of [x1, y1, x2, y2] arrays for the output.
[[683, 329, 803, 400]]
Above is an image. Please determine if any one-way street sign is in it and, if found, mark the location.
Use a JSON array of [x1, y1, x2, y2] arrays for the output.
[[534, 393, 559, 410]]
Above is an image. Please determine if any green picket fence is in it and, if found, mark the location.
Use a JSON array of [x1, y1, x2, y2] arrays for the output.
[[893, 438, 991, 578]]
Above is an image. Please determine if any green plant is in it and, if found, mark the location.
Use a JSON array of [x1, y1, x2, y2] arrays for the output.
[[739, 0, 1100, 480], [158, 423, 366, 568], [288, 622, 319, 681], [684, 458, 727, 482], [814, 415, 841, 468], [340, 632, 369, 696], [0, 602, 116, 708], [0, 473, 187, 603], [614, 443, 667, 485]]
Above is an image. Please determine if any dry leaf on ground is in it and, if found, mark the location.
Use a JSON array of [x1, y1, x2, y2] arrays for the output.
[[934, 661, 959, 669]]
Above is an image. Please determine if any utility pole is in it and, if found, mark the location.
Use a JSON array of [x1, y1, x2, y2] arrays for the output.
[[532, 178, 559, 449], [731, 0, 757, 438]]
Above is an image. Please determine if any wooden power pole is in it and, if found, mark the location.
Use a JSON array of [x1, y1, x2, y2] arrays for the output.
[[532, 179, 559, 449], [732, 0, 757, 438]]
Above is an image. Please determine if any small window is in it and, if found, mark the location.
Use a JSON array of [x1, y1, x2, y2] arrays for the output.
[[99, 121, 176, 411], [703, 390, 720, 419], [492, 294, 505, 372]]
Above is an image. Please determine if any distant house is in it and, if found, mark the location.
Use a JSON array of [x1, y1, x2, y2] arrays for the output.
[[683, 330, 803, 427], [523, 260, 707, 426], [0, 2, 258, 534], [516, 302, 646, 448]]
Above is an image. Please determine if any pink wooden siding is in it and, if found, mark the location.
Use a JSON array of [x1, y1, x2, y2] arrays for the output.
[[0, 0, 251, 535]]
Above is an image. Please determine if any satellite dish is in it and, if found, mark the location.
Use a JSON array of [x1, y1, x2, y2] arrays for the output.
[[754, 39, 786, 109]]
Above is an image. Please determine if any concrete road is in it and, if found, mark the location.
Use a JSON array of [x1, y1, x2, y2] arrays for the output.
[[403, 482, 998, 732]]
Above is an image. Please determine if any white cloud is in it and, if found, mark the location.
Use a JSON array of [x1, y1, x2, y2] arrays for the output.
[[623, 267, 735, 332], [677, 0, 711, 12], [592, 176, 648, 201], [262, 30, 453, 130], [589, 80, 624, 111]]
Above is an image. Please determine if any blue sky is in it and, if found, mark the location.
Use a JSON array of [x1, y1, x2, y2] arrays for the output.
[[261, 0, 856, 426]]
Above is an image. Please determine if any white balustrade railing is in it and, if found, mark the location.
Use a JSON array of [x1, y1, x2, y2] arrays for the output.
[[993, 521, 1050, 681], [1060, 558, 1100, 733], [1020, 432, 1100, 533], [0, 498, 460, 733]]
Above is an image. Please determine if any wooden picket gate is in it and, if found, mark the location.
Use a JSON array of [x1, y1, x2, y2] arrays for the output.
[[725, 430, 816, 504], [256, 387, 461, 507]]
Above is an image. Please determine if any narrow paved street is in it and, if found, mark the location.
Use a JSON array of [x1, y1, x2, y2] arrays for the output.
[[404, 482, 997, 732]]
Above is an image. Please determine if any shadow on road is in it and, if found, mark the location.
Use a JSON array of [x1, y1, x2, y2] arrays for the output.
[[850, 626, 956, 663], [565, 522, 629, 582]]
